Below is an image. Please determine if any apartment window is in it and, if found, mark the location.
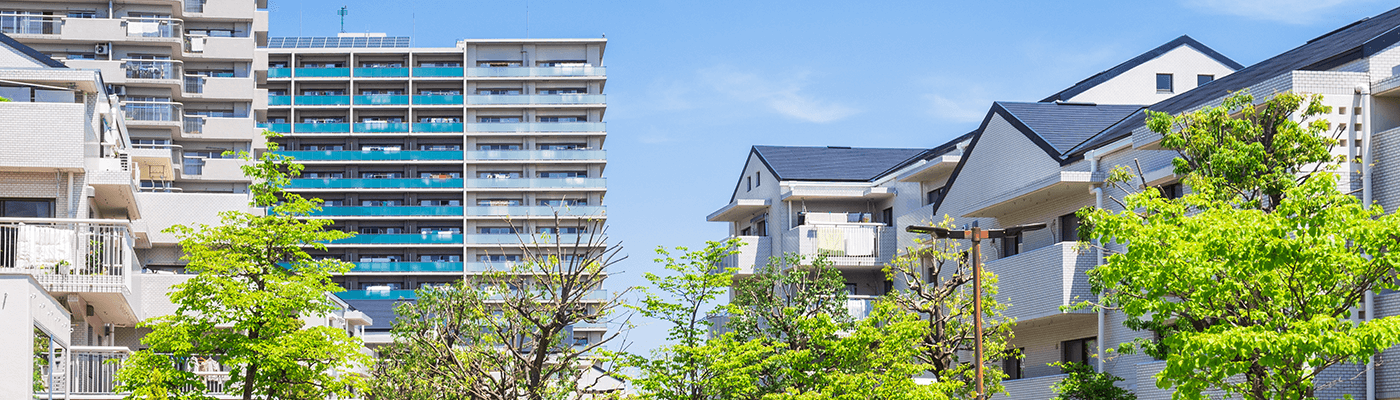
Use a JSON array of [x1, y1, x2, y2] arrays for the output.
[[1156, 73, 1173, 92], [539, 199, 586, 206], [1062, 337, 1097, 365], [0, 199, 53, 218], [539, 171, 587, 178], [746, 177, 752, 192], [421, 227, 461, 234], [361, 200, 402, 206], [478, 89, 521, 95], [1059, 212, 1080, 242], [479, 227, 517, 234], [1002, 348, 1024, 380], [302, 172, 343, 178], [740, 227, 752, 236], [320, 200, 344, 207], [478, 117, 521, 123], [418, 62, 461, 67], [361, 145, 401, 151], [574, 336, 590, 346], [421, 199, 462, 206], [480, 255, 522, 262], [1001, 235, 1022, 258], [880, 207, 894, 227], [539, 143, 586, 150], [1339, 107, 1348, 115], [419, 89, 461, 95], [361, 172, 402, 179], [420, 172, 462, 179], [1356, 123, 1364, 132], [538, 88, 586, 94], [420, 144, 461, 151], [1197, 74, 1214, 86], [478, 61, 522, 67], [538, 60, 587, 67], [358, 254, 401, 262], [420, 255, 461, 262], [67, 11, 97, 18], [926, 186, 945, 206], [538, 116, 584, 123], [539, 227, 587, 234], [755, 171, 761, 187], [754, 220, 767, 236], [479, 144, 520, 151], [1159, 183, 1184, 200], [844, 283, 858, 296], [480, 172, 521, 179], [359, 227, 403, 234], [479, 199, 522, 206], [302, 144, 343, 151]]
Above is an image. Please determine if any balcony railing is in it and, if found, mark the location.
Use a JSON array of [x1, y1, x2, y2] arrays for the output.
[[287, 177, 464, 189], [183, 75, 204, 93], [277, 150, 463, 161], [0, 218, 135, 292], [312, 206, 464, 216], [183, 115, 204, 133], [466, 66, 605, 77], [992, 373, 1065, 400], [297, 67, 351, 77], [336, 288, 609, 301], [124, 59, 181, 80], [412, 94, 464, 105], [295, 95, 351, 105], [467, 94, 606, 105], [292, 122, 351, 133], [467, 122, 606, 132], [0, 15, 62, 35], [354, 94, 410, 105], [268, 95, 291, 105], [122, 101, 181, 122], [355, 67, 409, 77], [123, 17, 180, 38], [466, 150, 606, 160], [354, 122, 411, 133], [260, 122, 291, 133], [464, 178, 606, 189], [846, 295, 880, 320], [267, 67, 291, 78], [781, 225, 888, 266], [414, 67, 464, 77], [64, 346, 232, 397], [412, 122, 464, 132]]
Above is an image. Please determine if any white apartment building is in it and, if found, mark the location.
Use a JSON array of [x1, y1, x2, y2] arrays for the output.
[[255, 34, 611, 347], [711, 7, 1400, 398]]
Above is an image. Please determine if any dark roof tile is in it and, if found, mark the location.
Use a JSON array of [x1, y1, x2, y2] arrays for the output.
[[753, 145, 928, 182]]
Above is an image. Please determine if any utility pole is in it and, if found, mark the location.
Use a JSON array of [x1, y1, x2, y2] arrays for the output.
[[907, 221, 1046, 400]]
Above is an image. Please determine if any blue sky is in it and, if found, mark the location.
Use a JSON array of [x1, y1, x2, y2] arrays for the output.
[[269, 0, 1399, 353]]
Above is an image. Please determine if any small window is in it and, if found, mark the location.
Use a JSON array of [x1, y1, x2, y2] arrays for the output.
[[1156, 74, 1173, 92], [1002, 348, 1025, 380], [1339, 107, 1348, 115], [479, 227, 518, 234], [0, 199, 54, 218], [755, 171, 761, 186], [755, 220, 767, 236], [740, 227, 752, 236], [881, 207, 894, 227], [1159, 183, 1184, 200], [1356, 123, 1364, 132], [1001, 235, 1022, 258], [1062, 337, 1097, 365], [746, 177, 752, 192], [926, 187, 945, 206], [1058, 212, 1079, 242], [1196, 74, 1214, 86]]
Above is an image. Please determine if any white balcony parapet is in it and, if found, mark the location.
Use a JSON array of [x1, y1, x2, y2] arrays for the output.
[[991, 373, 1065, 400], [717, 235, 769, 276], [985, 242, 1096, 322], [781, 224, 891, 267], [0, 218, 136, 295]]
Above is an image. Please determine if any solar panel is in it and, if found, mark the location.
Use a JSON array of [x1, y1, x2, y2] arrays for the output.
[[263, 37, 413, 48]]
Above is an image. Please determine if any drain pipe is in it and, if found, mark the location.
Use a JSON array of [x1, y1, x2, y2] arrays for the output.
[[1086, 146, 1110, 373], [1361, 86, 1375, 400]]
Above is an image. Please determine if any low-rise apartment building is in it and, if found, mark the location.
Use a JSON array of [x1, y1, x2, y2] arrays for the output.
[[710, 6, 1400, 398]]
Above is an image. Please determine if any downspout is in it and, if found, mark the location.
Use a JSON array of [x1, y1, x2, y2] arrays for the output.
[[1361, 86, 1375, 400], [67, 172, 75, 218], [1087, 148, 1107, 373]]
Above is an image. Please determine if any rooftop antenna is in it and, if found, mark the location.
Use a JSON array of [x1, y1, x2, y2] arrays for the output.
[[525, 0, 530, 38], [337, 6, 348, 33]]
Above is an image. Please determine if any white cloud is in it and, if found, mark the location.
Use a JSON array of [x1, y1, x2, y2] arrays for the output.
[[699, 66, 859, 123], [924, 93, 993, 123], [1181, 0, 1365, 24]]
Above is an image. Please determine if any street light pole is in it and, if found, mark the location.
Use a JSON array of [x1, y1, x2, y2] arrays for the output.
[[907, 222, 1046, 400]]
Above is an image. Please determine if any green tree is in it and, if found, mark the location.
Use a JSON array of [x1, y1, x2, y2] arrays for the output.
[[884, 217, 1014, 398], [1079, 92, 1400, 400], [112, 131, 368, 400], [369, 217, 627, 400], [1049, 362, 1136, 400], [625, 239, 741, 400]]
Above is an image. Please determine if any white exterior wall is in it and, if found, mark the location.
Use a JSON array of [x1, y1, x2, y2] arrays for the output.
[[1067, 45, 1238, 105]]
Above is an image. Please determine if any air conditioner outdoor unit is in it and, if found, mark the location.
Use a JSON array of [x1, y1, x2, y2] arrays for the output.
[[94, 43, 110, 55]]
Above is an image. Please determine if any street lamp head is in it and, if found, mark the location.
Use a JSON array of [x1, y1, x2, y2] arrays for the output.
[[1000, 222, 1048, 237], [906, 225, 964, 239]]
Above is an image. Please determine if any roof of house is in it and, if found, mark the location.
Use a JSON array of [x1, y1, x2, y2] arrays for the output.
[[1040, 35, 1244, 103], [752, 145, 929, 182], [1075, 6, 1400, 158], [997, 102, 1144, 158], [0, 32, 68, 68]]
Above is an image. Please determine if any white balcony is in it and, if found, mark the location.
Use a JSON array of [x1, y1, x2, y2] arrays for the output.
[[180, 157, 247, 181], [54, 346, 235, 399], [0, 101, 85, 170], [183, 116, 256, 140], [184, 76, 254, 99], [781, 224, 894, 268], [991, 373, 1064, 400], [717, 235, 770, 276], [987, 242, 1096, 323], [187, 36, 255, 60], [85, 156, 143, 219], [0, 218, 141, 325], [963, 171, 1100, 218], [62, 60, 127, 84]]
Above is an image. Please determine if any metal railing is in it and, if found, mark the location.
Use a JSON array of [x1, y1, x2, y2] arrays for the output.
[[122, 101, 181, 122], [67, 347, 232, 396], [123, 17, 180, 38], [0, 14, 61, 35], [184, 0, 207, 13], [0, 219, 134, 292], [784, 225, 886, 259], [125, 59, 181, 80], [183, 115, 204, 133], [184, 75, 204, 93]]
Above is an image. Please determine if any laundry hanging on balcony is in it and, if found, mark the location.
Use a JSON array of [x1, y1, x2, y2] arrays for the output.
[[845, 228, 875, 257], [816, 228, 846, 256], [15, 225, 74, 271]]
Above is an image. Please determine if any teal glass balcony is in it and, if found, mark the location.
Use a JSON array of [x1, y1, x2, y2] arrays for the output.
[[351, 262, 509, 273], [466, 150, 605, 161], [354, 94, 409, 105], [414, 67, 463, 77], [268, 95, 292, 106], [354, 67, 409, 77], [467, 122, 605, 132], [467, 94, 606, 105], [465, 234, 583, 244], [353, 122, 410, 133], [464, 178, 606, 189], [412, 122, 464, 132], [259, 123, 291, 133], [412, 94, 463, 105], [277, 150, 464, 161], [296, 95, 351, 106], [336, 289, 416, 300], [465, 205, 605, 217], [331, 233, 463, 245], [465, 66, 605, 77], [287, 178, 464, 189], [310, 206, 463, 216], [268, 67, 291, 78], [292, 123, 350, 133], [296, 67, 350, 77]]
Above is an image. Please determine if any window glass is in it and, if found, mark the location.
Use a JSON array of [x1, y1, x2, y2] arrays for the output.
[[1, 199, 53, 218], [1156, 73, 1173, 92], [1197, 74, 1214, 86], [1061, 337, 1097, 365], [538, 171, 586, 178]]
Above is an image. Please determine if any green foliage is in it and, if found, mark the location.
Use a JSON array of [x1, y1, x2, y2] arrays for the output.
[[0, 95, 11, 102], [727, 254, 850, 348], [1050, 362, 1136, 400], [369, 218, 625, 400], [884, 216, 1014, 398], [1080, 92, 1400, 400], [113, 130, 368, 400]]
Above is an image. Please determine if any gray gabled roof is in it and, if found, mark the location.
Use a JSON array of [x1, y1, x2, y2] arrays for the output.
[[1041, 35, 1244, 103], [997, 102, 1144, 158], [1076, 6, 1400, 158], [752, 145, 928, 182], [0, 32, 67, 68]]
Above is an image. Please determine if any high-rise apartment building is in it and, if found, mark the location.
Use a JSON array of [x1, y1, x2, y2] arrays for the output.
[[256, 34, 610, 345]]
